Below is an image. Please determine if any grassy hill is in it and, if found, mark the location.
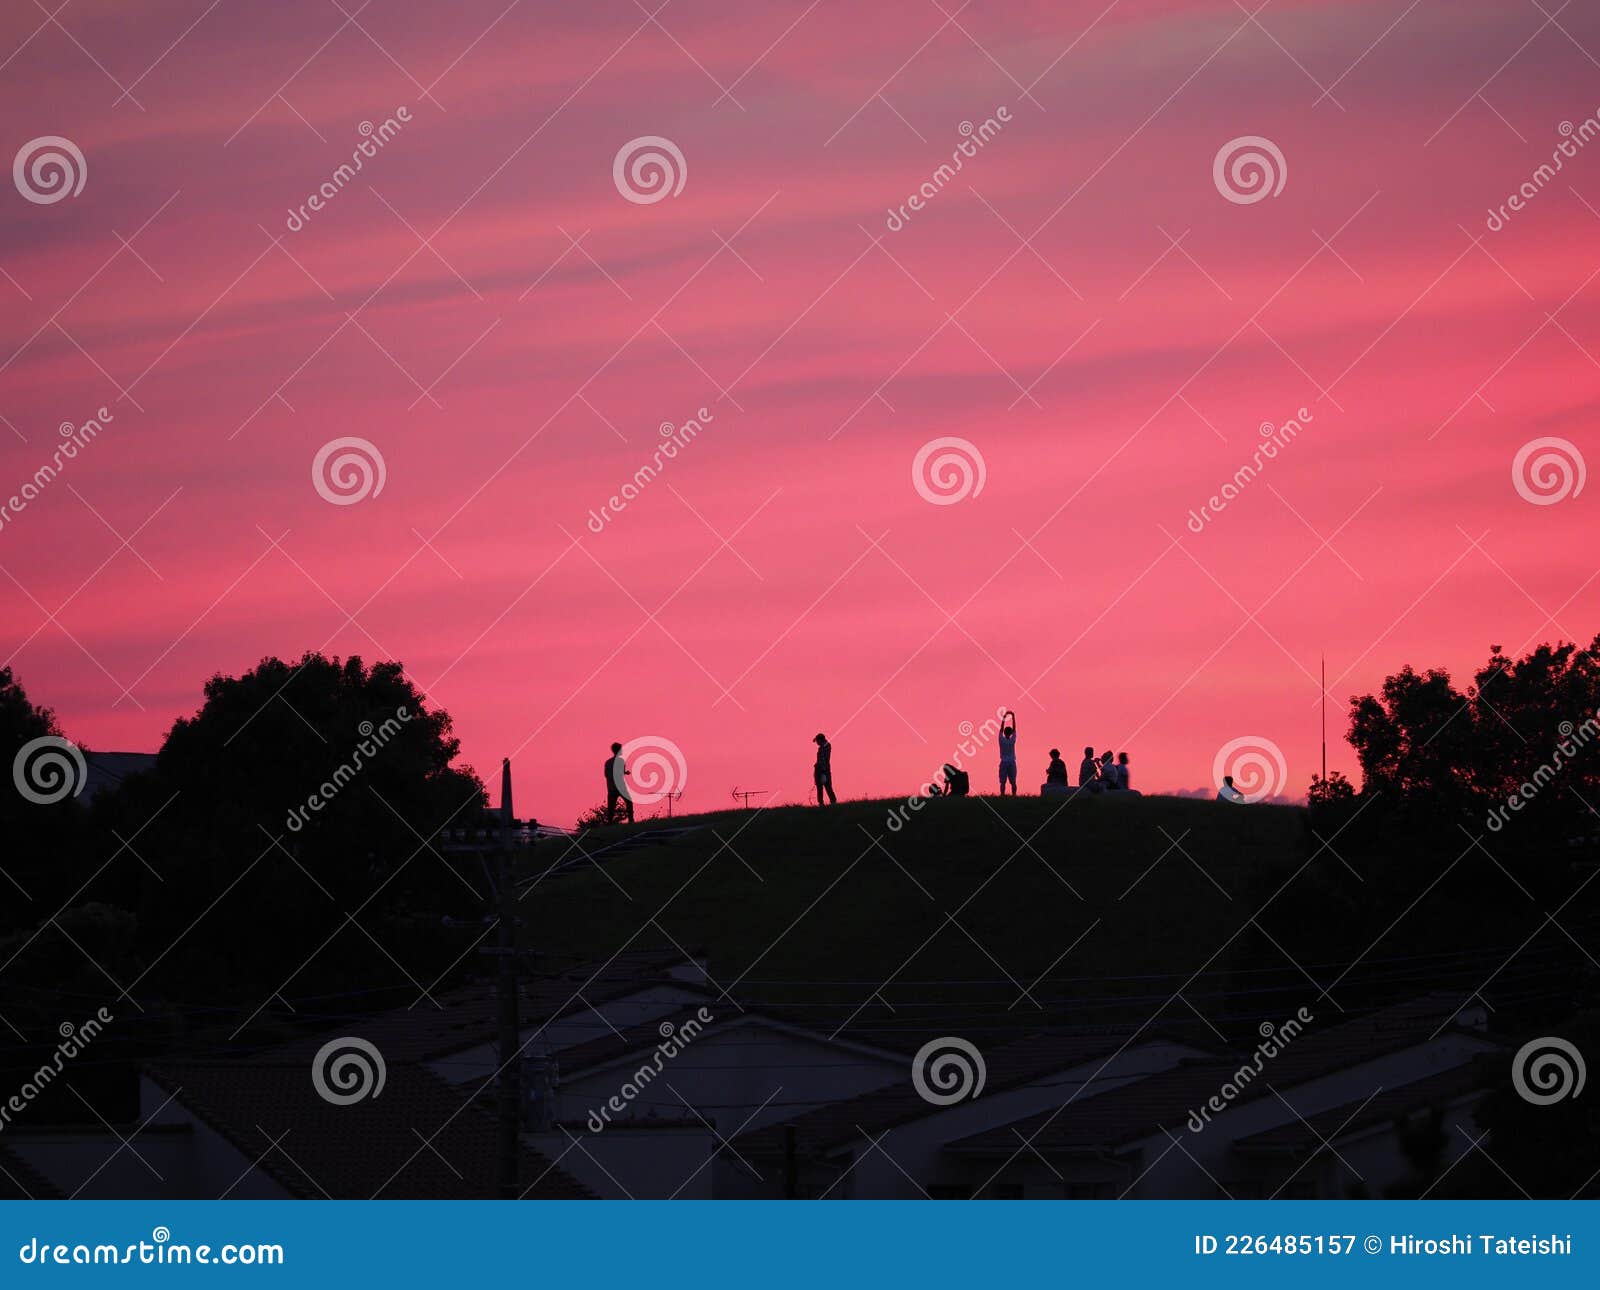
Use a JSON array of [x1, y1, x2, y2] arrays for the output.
[[522, 794, 1321, 1047]]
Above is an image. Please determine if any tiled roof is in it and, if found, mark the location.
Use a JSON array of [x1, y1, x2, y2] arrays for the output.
[[254, 948, 696, 1065], [0, 1145, 62, 1199], [1232, 1061, 1492, 1152], [943, 993, 1497, 1154], [733, 1029, 1193, 1159], [144, 1061, 592, 1199]]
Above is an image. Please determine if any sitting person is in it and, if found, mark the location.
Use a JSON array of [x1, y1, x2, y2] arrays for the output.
[[1113, 751, 1138, 794], [1098, 749, 1116, 788], [1042, 748, 1070, 796], [941, 763, 969, 797], [1217, 774, 1247, 803], [1078, 746, 1098, 787]]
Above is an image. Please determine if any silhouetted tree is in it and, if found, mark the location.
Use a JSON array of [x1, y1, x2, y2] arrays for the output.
[[98, 653, 486, 999], [1346, 637, 1600, 844]]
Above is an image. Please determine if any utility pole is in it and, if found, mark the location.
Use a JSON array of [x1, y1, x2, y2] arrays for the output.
[[1320, 654, 1327, 784], [496, 757, 520, 1199]]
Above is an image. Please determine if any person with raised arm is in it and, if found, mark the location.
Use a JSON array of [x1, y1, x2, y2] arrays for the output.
[[997, 709, 1017, 796]]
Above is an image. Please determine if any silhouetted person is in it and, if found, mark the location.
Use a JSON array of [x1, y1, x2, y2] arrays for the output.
[[1043, 748, 1069, 795], [1099, 750, 1115, 786], [1078, 747, 1099, 787], [1116, 751, 1131, 790], [605, 741, 633, 823], [1218, 775, 1246, 804], [997, 710, 1017, 795], [813, 733, 836, 805], [940, 763, 970, 797]]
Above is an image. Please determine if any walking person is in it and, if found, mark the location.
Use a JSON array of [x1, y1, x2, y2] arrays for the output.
[[813, 733, 837, 806], [605, 741, 634, 823], [997, 710, 1018, 796]]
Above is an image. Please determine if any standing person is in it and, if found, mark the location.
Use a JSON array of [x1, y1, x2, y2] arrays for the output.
[[605, 741, 633, 823], [813, 733, 837, 805], [997, 710, 1018, 796]]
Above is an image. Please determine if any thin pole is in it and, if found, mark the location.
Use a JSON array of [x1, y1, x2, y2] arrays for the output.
[[497, 757, 520, 1198], [1320, 654, 1327, 783]]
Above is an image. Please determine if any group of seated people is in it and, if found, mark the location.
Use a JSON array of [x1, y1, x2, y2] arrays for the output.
[[1042, 746, 1135, 797]]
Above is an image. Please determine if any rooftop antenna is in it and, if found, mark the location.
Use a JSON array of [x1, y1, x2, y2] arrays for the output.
[[731, 787, 769, 811]]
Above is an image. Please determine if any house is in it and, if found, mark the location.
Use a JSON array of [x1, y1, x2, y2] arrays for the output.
[[938, 994, 1503, 1198], [726, 1029, 1217, 1198], [3, 950, 907, 1199]]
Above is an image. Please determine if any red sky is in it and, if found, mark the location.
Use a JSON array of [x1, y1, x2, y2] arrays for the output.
[[2, 0, 1597, 821]]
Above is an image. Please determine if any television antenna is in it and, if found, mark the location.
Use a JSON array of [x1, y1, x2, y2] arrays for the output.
[[731, 786, 770, 811], [657, 790, 683, 819]]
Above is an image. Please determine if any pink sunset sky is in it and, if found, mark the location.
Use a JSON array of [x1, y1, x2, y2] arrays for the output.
[[2, 0, 1597, 821]]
